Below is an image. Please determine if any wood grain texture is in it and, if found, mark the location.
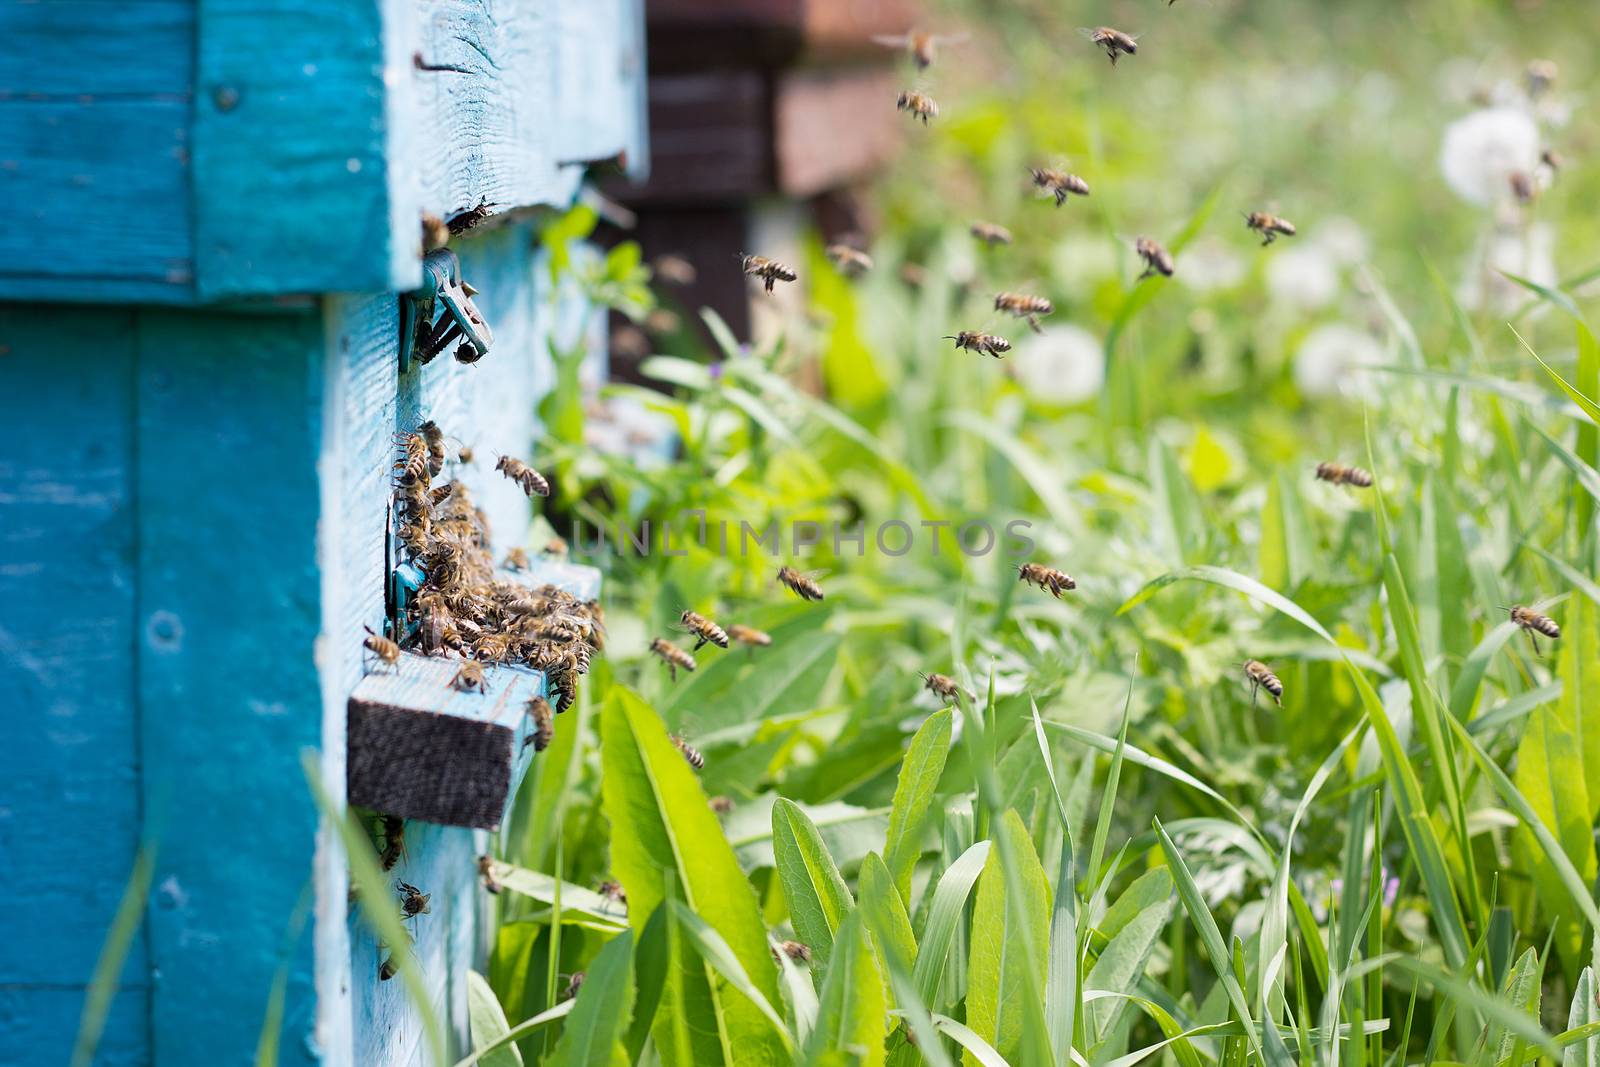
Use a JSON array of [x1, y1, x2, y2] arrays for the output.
[[136, 308, 326, 1066], [0, 0, 193, 97], [621, 71, 770, 203], [0, 307, 149, 1065]]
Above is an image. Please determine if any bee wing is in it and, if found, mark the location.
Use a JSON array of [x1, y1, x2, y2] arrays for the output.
[[870, 33, 912, 47], [1077, 27, 1101, 40], [931, 32, 970, 45]]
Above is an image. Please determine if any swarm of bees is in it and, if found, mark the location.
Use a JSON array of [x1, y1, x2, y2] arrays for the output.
[[1315, 462, 1373, 488], [739, 253, 798, 293]]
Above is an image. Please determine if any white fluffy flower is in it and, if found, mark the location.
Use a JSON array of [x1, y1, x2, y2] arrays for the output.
[[1177, 237, 1246, 292], [1267, 243, 1341, 310], [1293, 324, 1383, 400], [1311, 216, 1370, 267], [1439, 107, 1540, 206], [1013, 324, 1104, 404], [1456, 223, 1557, 314]]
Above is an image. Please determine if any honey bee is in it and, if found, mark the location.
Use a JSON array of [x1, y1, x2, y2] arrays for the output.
[[1134, 237, 1175, 279], [397, 879, 431, 919], [395, 432, 429, 485], [451, 659, 487, 693], [1243, 659, 1283, 707], [671, 733, 706, 771], [652, 253, 697, 286], [1081, 26, 1139, 66], [544, 536, 569, 558], [378, 929, 413, 981], [563, 972, 586, 1000], [496, 455, 551, 497], [503, 547, 529, 571], [738, 254, 798, 293], [922, 672, 962, 704], [552, 668, 578, 714], [363, 624, 401, 671], [457, 445, 474, 465], [650, 637, 697, 680], [597, 880, 627, 909], [777, 566, 826, 601], [422, 213, 450, 253], [680, 610, 730, 650], [993, 292, 1053, 334], [417, 420, 448, 476], [1017, 562, 1076, 598], [709, 795, 735, 814], [1526, 58, 1558, 98], [727, 624, 772, 648], [826, 244, 874, 276], [970, 221, 1013, 247], [447, 199, 497, 236], [477, 854, 502, 894], [1245, 212, 1297, 246], [896, 90, 939, 125], [526, 695, 554, 752], [900, 263, 928, 288], [1315, 462, 1373, 488], [944, 331, 1011, 359], [429, 483, 454, 508], [1509, 605, 1561, 656], [870, 30, 966, 71], [774, 939, 813, 963], [1509, 171, 1536, 204], [379, 815, 406, 871], [1031, 167, 1090, 206]]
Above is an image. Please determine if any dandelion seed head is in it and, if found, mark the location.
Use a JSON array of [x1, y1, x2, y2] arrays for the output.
[[1439, 106, 1540, 206], [1293, 323, 1383, 401], [1267, 243, 1341, 310], [1013, 324, 1105, 405]]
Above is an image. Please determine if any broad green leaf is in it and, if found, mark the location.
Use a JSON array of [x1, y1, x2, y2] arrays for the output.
[[626, 907, 670, 1065], [1495, 948, 1542, 1064], [884, 709, 954, 906], [547, 933, 635, 1067], [1531, 421, 1600, 508], [1084, 886, 1173, 1045], [599, 687, 786, 1067], [467, 970, 524, 1067], [730, 798, 890, 871], [805, 911, 888, 1067], [1097, 869, 1174, 948], [450, 1002, 576, 1067], [1568, 596, 1600, 816], [667, 901, 794, 1055], [858, 853, 919, 1001], [914, 840, 992, 1006], [487, 862, 628, 929], [967, 810, 1050, 1066], [931, 1015, 1015, 1067], [1563, 968, 1600, 1067], [665, 617, 841, 733], [773, 798, 855, 968], [1260, 470, 1313, 593], [1513, 595, 1598, 968], [1513, 325, 1600, 426]]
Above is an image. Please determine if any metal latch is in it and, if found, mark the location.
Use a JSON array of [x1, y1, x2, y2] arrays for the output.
[[399, 249, 494, 372]]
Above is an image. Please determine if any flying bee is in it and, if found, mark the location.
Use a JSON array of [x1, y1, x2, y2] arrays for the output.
[[900, 262, 928, 288], [738, 253, 798, 293], [1509, 605, 1560, 656], [526, 695, 554, 752], [777, 566, 825, 601], [1243, 659, 1283, 707], [993, 292, 1053, 334], [944, 331, 1011, 359], [1081, 26, 1139, 66], [1018, 562, 1076, 598], [1245, 212, 1297, 246], [457, 445, 474, 465], [709, 795, 735, 814], [921, 672, 962, 704], [362, 625, 401, 671], [478, 854, 502, 895], [495, 455, 551, 497], [451, 659, 487, 693], [970, 221, 1013, 247], [679, 609, 730, 650], [774, 939, 813, 963], [597, 880, 627, 909], [652, 253, 697, 286], [826, 244, 874, 276], [671, 733, 706, 771], [650, 637, 697, 680], [397, 879, 431, 920], [417, 420, 448, 476], [727, 624, 772, 648], [896, 90, 939, 125], [378, 929, 413, 981], [1315, 462, 1373, 488], [1509, 171, 1537, 204], [503, 547, 529, 571], [563, 972, 586, 1000], [394, 432, 430, 485], [1031, 167, 1090, 205], [379, 815, 406, 871], [1134, 236, 1175, 279], [1526, 58, 1558, 98], [870, 30, 966, 71]]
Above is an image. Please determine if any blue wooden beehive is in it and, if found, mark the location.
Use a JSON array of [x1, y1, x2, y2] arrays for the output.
[[0, 1, 646, 1062]]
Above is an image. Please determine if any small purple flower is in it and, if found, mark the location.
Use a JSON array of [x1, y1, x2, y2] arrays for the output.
[[708, 362, 724, 380]]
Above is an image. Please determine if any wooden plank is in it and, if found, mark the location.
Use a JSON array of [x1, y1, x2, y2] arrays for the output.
[[552, 0, 646, 175], [136, 307, 326, 1066], [620, 72, 770, 203], [0, 0, 193, 97], [774, 66, 900, 197], [0, 306, 149, 1066], [0, 98, 192, 301]]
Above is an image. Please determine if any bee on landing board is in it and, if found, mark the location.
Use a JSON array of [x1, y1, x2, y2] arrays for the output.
[[870, 30, 966, 71], [650, 637, 696, 680], [396, 879, 431, 920], [362, 625, 400, 671], [1018, 562, 1075, 598], [970, 221, 1013, 247], [495, 455, 551, 497], [922, 672, 962, 705], [394, 431, 429, 486], [525, 695, 554, 752], [1134, 237, 1175, 279], [503, 547, 530, 571], [1244, 659, 1283, 707], [896, 90, 939, 125], [679, 609, 730, 650], [738, 254, 798, 293], [1030, 167, 1090, 206], [944, 331, 1011, 359], [1508, 605, 1560, 656], [379, 815, 406, 871], [1081, 26, 1139, 66], [451, 659, 487, 693], [478, 854, 502, 894], [993, 292, 1054, 334], [1315, 462, 1373, 488], [1245, 212, 1297, 246], [777, 566, 825, 601], [670, 733, 706, 771]]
